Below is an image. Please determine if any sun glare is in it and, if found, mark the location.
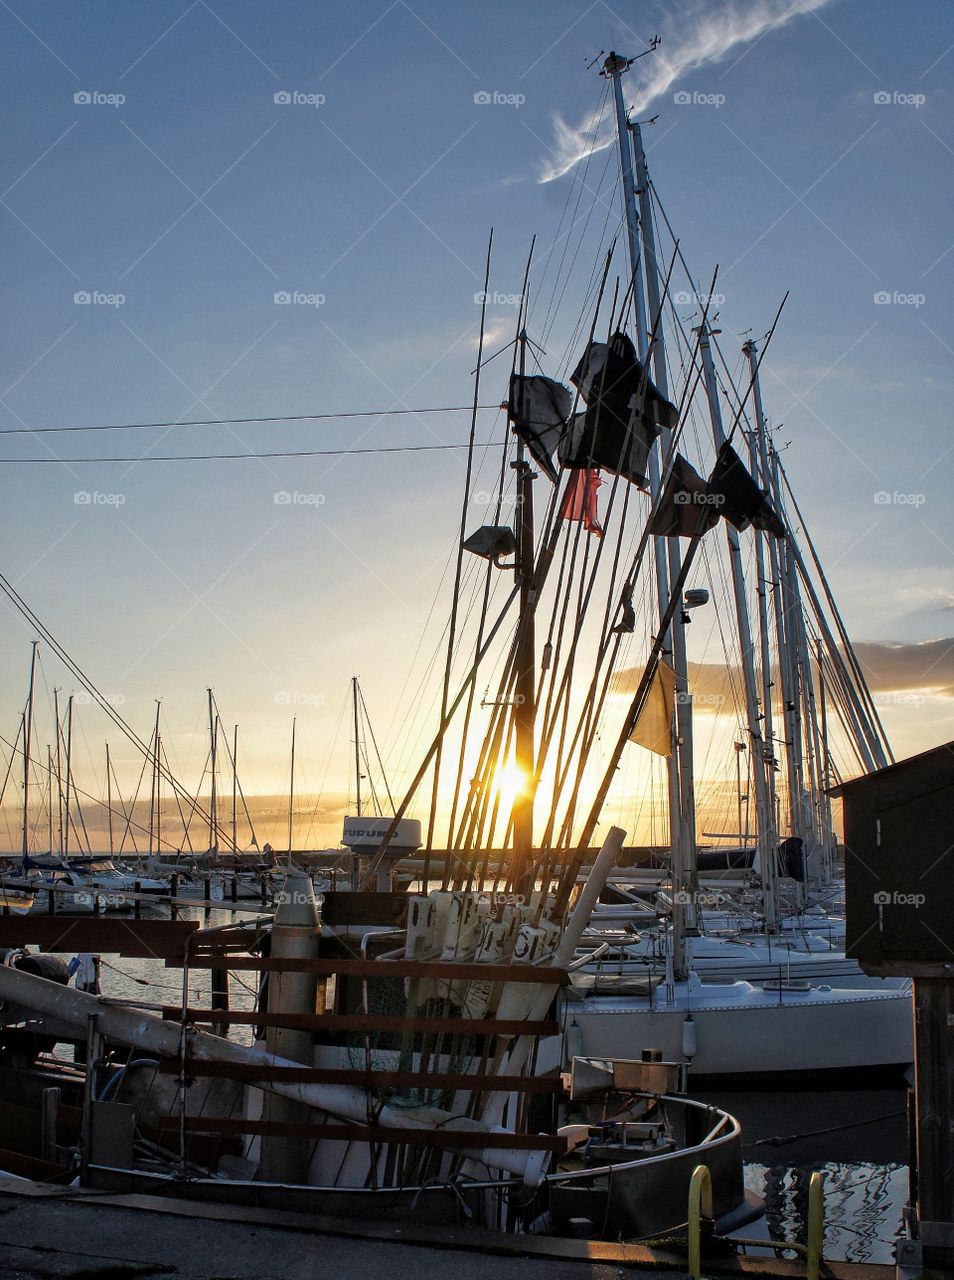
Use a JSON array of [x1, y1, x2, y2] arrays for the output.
[[495, 761, 528, 811]]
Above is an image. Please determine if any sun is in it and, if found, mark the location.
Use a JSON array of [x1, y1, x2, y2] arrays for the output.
[[495, 760, 528, 811]]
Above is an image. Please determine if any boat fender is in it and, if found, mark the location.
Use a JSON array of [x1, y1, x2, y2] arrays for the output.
[[682, 1013, 697, 1060]]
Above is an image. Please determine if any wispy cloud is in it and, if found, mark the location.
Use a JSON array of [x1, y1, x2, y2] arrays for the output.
[[538, 0, 834, 183]]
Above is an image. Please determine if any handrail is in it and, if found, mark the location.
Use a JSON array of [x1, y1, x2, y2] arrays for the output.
[[807, 1169, 825, 1280], [688, 1163, 713, 1280]]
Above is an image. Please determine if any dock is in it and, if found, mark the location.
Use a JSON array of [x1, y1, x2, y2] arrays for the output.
[[0, 1178, 893, 1280]]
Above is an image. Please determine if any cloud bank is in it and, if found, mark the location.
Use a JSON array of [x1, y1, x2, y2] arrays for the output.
[[611, 639, 954, 715], [538, 0, 834, 183]]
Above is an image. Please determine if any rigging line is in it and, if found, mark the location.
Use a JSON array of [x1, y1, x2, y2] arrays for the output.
[[426, 229, 494, 859], [357, 682, 396, 818], [0, 582, 234, 853], [0, 406, 500, 436], [542, 251, 694, 848], [0, 732, 193, 855], [776, 456, 893, 762], [0, 441, 500, 464]]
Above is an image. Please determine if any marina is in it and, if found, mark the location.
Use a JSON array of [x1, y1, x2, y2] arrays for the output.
[[1, 2, 952, 1276]]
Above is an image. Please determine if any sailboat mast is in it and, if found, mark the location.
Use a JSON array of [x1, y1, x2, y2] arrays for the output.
[[53, 688, 63, 855], [47, 745, 54, 853], [352, 676, 362, 819], [106, 743, 113, 855], [744, 340, 806, 847], [63, 694, 73, 857], [697, 325, 779, 928], [21, 641, 38, 858], [149, 701, 160, 857], [288, 715, 297, 852], [208, 689, 218, 854], [606, 52, 691, 971], [232, 724, 238, 853], [632, 113, 700, 964], [512, 329, 536, 884]]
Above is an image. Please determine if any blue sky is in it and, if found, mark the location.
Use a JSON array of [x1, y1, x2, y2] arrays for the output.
[[1, 0, 952, 849]]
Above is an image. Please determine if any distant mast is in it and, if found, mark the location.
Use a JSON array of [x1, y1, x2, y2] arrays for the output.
[[208, 688, 218, 855], [287, 715, 297, 853], [352, 675, 362, 819], [21, 641, 38, 858]]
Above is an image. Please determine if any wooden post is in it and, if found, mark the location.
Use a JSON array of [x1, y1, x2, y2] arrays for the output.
[[913, 976, 954, 1269]]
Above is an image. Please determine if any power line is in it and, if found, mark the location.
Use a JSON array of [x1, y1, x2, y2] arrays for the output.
[[0, 405, 501, 436], [0, 441, 500, 464]]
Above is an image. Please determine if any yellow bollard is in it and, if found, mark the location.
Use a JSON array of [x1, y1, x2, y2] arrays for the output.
[[807, 1170, 825, 1280], [688, 1164, 714, 1280]]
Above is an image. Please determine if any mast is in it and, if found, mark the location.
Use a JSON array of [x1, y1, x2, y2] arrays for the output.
[[47, 745, 54, 853], [512, 328, 536, 888], [232, 724, 238, 853], [740, 367, 779, 838], [207, 689, 218, 854], [63, 694, 73, 857], [352, 676, 362, 818], [53, 688, 63, 855], [287, 715, 296, 852], [745, 339, 806, 850], [149, 702, 160, 857], [697, 324, 778, 928], [106, 743, 113, 855], [22, 641, 38, 858], [633, 112, 699, 971], [605, 51, 692, 974]]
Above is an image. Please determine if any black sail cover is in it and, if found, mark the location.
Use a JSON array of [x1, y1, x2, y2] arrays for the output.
[[650, 446, 786, 539], [561, 331, 678, 487], [708, 441, 786, 536], [649, 454, 721, 538], [508, 374, 570, 483]]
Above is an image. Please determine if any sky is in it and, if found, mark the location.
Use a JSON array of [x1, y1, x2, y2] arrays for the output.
[[1, 0, 952, 853]]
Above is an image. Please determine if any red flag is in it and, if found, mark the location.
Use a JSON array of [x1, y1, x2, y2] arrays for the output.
[[559, 468, 603, 536]]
